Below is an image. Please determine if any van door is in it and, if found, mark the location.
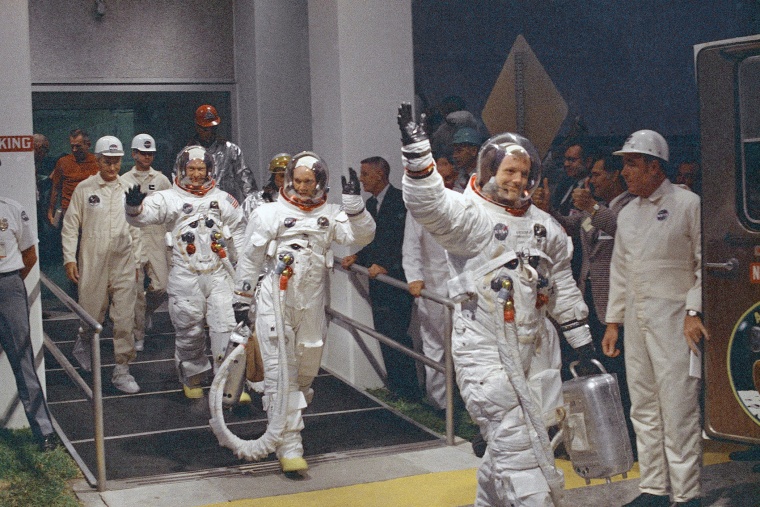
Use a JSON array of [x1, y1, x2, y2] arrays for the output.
[[696, 35, 760, 444]]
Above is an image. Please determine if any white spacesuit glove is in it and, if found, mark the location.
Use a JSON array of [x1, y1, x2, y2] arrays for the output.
[[342, 194, 365, 216], [561, 322, 592, 348]]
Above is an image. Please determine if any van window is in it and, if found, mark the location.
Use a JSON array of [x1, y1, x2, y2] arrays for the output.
[[739, 56, 760, 230]]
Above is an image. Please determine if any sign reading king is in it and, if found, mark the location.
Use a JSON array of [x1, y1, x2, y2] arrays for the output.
[[0, 136, 34, 152]]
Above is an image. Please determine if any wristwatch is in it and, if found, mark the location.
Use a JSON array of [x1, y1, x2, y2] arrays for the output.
[[686, 309, 702, 318]]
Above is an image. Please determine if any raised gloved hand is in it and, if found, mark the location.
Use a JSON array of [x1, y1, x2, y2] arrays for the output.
[[232, 302, 251, 327], [341, 167, 361, 195], [397, 102, 428, 146], [125, 184, 147, 207], [397, 102, 433, 173], [574, 343, 601, 377]]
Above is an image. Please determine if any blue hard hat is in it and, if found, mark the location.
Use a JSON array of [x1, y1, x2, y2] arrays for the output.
[[452, 127, 481, 146]]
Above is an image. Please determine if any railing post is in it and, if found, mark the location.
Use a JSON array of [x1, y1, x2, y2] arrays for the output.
[[91, 331, 106, 491]]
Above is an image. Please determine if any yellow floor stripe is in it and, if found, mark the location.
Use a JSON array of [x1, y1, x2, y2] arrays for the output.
[[202, 440, 749, 507], [208, 469, 478, 507]]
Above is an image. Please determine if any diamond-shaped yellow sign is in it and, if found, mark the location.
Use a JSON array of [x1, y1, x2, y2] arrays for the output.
[[481, 35, 567, 159]]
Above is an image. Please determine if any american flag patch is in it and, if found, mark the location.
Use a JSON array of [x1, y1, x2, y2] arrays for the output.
[[226, 194, 239, 208]]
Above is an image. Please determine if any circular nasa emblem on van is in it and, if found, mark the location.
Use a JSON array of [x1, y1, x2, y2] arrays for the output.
[[656, 209, 669, 221], [494, 223, 509, 240]]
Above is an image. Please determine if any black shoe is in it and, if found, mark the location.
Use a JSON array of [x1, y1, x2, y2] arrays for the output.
[[471, 433, 487, 458], [38, 434, 58, 452], [673, 499, 701, 507], [728, 445, 760, 461], [622, 493, 670, 507]]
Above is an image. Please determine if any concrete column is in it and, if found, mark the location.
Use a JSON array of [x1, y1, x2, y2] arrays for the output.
[[0, 0, 45, 430], [308, 0, 415, 388], [234, 0, 312, 189]]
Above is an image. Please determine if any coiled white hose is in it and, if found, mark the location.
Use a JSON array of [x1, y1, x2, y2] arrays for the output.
[[208, 285, 290, 461]]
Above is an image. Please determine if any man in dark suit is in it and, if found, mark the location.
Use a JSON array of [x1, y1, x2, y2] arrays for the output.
[[341, 156, 422, 401], [550, 142, 593, 282]]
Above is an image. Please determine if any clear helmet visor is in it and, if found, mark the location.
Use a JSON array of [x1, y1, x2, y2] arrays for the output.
[[475, 133, 542, 207], [175, 145, 215, 191], [283, 151, 329, 204]]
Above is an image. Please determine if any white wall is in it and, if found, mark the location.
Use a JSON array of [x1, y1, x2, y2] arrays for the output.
[[235, 0, 313, 184], [0, 0, 44, 430], [29, 0, 235, 83], [309, 0, 415, 387]]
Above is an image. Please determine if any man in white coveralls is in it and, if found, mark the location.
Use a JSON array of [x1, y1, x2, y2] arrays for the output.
[[233, 152, 375, 474], [125, 145, 246, 399], [396, 103, 597, 507], [603, 130, 707, 507], [63, 136, 141, 394], [120, 133, 172, 352]]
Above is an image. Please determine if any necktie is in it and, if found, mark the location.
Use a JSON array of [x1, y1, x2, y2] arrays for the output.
[[367, 196, 378, 218]]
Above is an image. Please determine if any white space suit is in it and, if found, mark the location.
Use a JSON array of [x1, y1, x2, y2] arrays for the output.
[[402, 213, 450, 409], [120, 166, 172, 346], [62, 173, 140, 368], [398, 111, 591, 507], [234, 153, 375, 469], [126, 156, 245, 389]]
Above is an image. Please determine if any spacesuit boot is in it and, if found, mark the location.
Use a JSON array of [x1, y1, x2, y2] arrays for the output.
[[182, 372, 205, 399], [272, 390, 309, 473], [183, 384, 204, 399], [279, 456, 308, 473]]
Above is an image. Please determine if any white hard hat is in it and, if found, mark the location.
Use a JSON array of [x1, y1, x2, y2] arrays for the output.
[[131, 133, 156, 152], [94, 136, 124, 156], [613, 129, 669, 162]]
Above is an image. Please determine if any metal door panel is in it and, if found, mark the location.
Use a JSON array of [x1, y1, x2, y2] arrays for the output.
[[697, 35, 760, 444]]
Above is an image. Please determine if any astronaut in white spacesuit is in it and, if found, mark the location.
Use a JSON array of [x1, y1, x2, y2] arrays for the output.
[[125, 145, 246, 399], [397, 103, 596, 507], [234, 152, 375, 473]]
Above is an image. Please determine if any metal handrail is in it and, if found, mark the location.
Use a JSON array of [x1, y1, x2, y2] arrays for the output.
[[332, 257, 459, 445], [39, 273, 107, 491]]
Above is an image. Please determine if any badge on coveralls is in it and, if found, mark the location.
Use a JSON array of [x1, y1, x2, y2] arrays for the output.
[[88, 195, 101, 206], [318, 216, 329, 228], [657, 209, 669, 221], [494, 223, 509, 240], [0, 218, 8, 231], [20, 211, 29, 222], [534, 223, 547, 239], [182, 203, 194, 214], [210, 201, 219, 209], [284, 217, 296, 228], [149, 184, 155, 190]]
